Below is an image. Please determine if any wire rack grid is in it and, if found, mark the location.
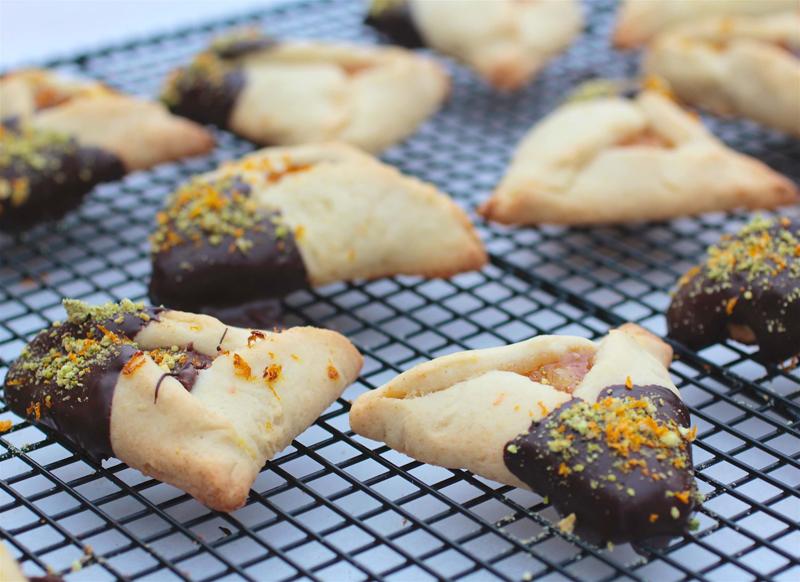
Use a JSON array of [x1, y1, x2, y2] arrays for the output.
[[1, 0, 798, 580]]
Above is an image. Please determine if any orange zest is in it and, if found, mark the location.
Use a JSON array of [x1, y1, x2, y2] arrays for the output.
[[233, 353, 254, 380], [327, 363, 339, 380], [122, 351, 146, 376]]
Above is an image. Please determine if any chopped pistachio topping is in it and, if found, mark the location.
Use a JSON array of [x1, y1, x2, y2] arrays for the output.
[[0, 125, 76, 204], [18, 322, 131, 391], [64, 298, 148, 325], [151, 177, 264, 252], [10, 300, 206, 399], [149, 346, 186, 372], [0, 124, 74, 168], [12, 300, 153, 391], [705, 216, 800, 283], [161, 51, 229, 107], [543, 392, 694, 485]]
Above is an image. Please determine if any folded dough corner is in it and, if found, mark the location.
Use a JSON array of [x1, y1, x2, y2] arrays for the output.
[[148, 143, 487, 313], [350, 323, 701, 545], [0, 70, 214, 232], [643, 11, 800, 138], [4, 299, 363, 512], [612, 0, 797, 49], [365, 0, 583, 91], [480, 89, 798, 225], [161, 28, 449, 153]]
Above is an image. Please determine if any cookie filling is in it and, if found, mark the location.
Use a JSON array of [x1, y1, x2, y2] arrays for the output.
[[162, 29, 275, 128], [667, 216, 800, 365], [617, 129, 672, 149], [526, 349, 594, 393], [365, 0, 425, 49], [0, 71, 110, 117], [0, 122, 124, 232], [504, 385, 699, 546], [148, 175, 308, 313], [3, 300, 189, 460]]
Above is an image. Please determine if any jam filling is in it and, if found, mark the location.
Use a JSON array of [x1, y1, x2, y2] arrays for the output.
[[526, 350, 594, 393]]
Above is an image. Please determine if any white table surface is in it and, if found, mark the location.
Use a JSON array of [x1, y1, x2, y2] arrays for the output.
[[0, 0, 280, 68]]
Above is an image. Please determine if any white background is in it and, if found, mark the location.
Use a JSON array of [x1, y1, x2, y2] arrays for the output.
[[0, 0, 281, 68]]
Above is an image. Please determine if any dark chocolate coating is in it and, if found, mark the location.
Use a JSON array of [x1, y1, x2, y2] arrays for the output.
[[212, 35, 277, 60], [504, 385, 697, 545], [166, 67, 245, 128], [365, 1, 425, 48], [0, 126, 124, 232], [166, 346, 214, 392], [667, 219, 800, 364], [164, 31, 279, 127], [4, 308, 160, 460], [148, 212, 308, 312], [153, 346, 213, 404], [194, 297, 285, 329]]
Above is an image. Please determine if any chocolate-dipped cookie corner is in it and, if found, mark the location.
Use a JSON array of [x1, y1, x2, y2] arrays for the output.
[[0, 123, 124, 232], [667, 215, 800, 366], [160, 28, 275, 128], [504, 384, 700, 546], [3, 299, 212, 460], [364, 0, 425, 49], [148, 175, 308, 317]]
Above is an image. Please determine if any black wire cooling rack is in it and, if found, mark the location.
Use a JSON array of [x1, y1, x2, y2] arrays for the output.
[[1, 1, 799, 580]]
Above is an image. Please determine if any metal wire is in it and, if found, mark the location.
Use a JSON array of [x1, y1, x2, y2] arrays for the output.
[[1, 0, 798, 580]]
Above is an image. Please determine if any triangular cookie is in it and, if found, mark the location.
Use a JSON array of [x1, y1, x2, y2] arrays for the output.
[[149, 143, 487, 312], [350, 324, 699, 544], [4, 299, 363, 512], [480, 90, 798, 225], [1, 69, 214, 172], [644, 12, 800, 137], [613, 0, 796, 48], [162, 29, 449, 153], [366, 0, 583, 91], [0, 70, 214, 231]]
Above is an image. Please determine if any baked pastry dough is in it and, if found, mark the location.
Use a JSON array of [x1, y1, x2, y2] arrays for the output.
[[480, 90, 798, 225], [668, 215, 800, 365], [1, 69, 214, 172], [4, 299, 363, 512], [366, 0, 583, 91], [148, 143, 487, 313], [0, 70, 214, 231], [644, 12, 800, 137], [0, 545, 26, 582], [161, 29, 448, 153], [613, 0, 798, 49], [351, 324, 700, 544]]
